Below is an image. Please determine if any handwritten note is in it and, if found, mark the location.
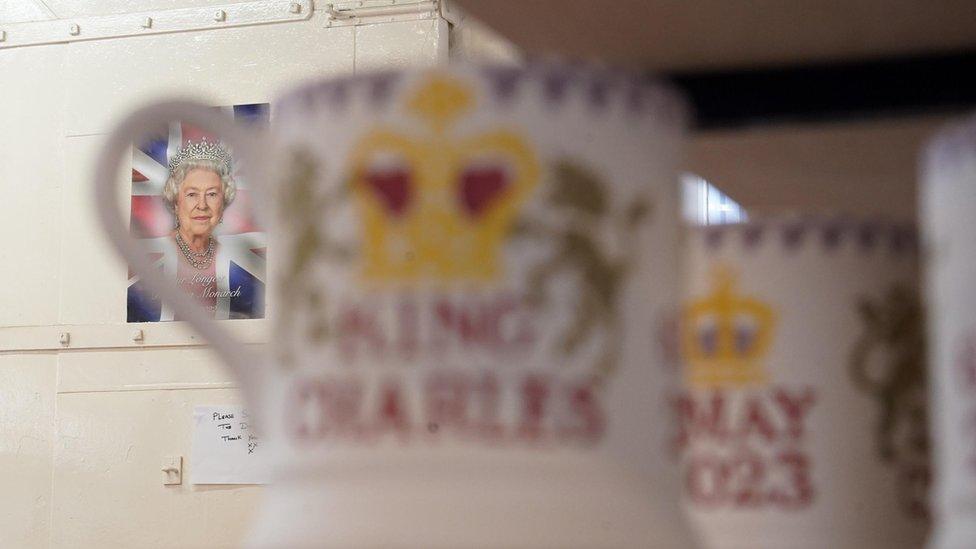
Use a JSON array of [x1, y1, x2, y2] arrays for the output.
[[191, 406, 269, 485]]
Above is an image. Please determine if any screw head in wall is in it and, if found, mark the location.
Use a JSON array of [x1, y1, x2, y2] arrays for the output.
[[69, 23, 80, 36], [214, 9, 226, 22], [289, 2, 302, 14]]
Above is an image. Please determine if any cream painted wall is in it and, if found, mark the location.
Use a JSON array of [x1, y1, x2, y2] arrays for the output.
[[447, 8, 521, 65], [0, 6, 448, 548], [0, 44, 66, 328], [0, 354, 56, 547]]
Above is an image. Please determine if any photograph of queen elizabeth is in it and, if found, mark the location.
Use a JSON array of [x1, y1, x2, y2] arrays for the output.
[[127, 108, 267, 322]]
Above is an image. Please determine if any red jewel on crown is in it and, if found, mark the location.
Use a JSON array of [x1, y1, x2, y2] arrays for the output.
[[364, 163, 513, 219], [460, 166, 510, 217], [366, 168, 412, 217]]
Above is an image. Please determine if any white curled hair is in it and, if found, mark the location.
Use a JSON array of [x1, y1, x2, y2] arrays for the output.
[[162, 158, 237, 212]]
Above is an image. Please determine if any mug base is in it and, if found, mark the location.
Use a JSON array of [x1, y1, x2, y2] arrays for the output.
[[244, 456, 699, 548]]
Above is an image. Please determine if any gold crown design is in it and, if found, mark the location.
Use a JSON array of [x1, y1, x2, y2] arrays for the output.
[[347, 74, 540, 282], [682, 267, 775, 387]]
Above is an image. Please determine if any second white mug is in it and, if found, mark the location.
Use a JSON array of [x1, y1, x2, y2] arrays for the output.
[[679, 216, 928, 548]]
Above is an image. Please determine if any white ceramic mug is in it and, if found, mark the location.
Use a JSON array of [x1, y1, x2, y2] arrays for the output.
[[923, 116, 976, 549], [94, 64, 699, 548], [679, 216, 929, 548]]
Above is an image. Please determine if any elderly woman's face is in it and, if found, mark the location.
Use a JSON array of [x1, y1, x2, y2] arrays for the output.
[[176, 169, 224, 237]]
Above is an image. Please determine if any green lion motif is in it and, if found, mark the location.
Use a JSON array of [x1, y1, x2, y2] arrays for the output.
[[849, 284, 930, 518], [275, 148, 353, 365], [514, 160, 653, 380]]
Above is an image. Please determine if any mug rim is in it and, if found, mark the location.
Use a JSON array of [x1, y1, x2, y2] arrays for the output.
[[685, 213, 918, 254], [685, 212, 917, 229], [273, 60, 689, 126]]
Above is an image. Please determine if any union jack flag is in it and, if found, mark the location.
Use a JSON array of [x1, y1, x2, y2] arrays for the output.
[[128, 104, 268, 322]]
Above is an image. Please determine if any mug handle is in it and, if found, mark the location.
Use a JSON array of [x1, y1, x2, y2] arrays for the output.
[[93, 100, 272, 405]]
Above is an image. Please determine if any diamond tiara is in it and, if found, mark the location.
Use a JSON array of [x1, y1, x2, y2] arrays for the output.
[[167, 139, 233, 174]]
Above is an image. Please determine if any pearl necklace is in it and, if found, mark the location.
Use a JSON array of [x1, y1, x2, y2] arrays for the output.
[[176, 232, 215, 270]]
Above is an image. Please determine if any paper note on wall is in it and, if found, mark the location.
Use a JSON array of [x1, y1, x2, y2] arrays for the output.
[[191, 405, 270, 484]]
